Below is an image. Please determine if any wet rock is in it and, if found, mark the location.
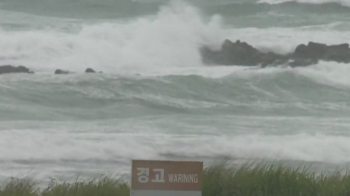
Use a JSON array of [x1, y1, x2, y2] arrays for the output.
[[200, 39, 262, 66], [0, 65, 34, 74], [85, 68, 96, 73], [293, 42, 328, 59], [200, 39, 350, 68], [288, 58, 319, 67], [54, 69, 70, 74]]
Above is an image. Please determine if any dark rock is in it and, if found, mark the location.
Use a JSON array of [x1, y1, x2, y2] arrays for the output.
[[0, 65, 34, 74], [54, 69, 70, 74], [293, 42, 328, 59], [85, 68, 96, 73], [293, 42, 350, 63], [288, 58, 318, 67], [200, 39, 262, 66], [200, 39, 350, 68], [325, 43, 350, 63], [260, 52, 288, 68]]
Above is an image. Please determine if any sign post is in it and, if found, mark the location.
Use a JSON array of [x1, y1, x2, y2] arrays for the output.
[[131, 160, 203, 196]]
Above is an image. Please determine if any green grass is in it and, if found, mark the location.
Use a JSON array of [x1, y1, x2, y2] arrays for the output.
[[1, 162, 350, 196]]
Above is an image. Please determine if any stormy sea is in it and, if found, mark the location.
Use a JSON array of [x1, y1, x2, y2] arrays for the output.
[[1, 0, 350, 185]]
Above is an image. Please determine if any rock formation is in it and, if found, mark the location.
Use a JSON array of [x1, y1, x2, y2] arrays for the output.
[[2, 41, 349, 76], [0, 65, 34, 74], [85, 68, 96, 73], [200, 39, 350, 67], [54, 69, 71, 74]]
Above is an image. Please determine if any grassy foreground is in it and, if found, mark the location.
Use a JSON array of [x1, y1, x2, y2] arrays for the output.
[[1, 162, 350, 196]]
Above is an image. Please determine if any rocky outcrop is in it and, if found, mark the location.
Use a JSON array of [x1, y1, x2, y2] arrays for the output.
[[292, 42, 350, 63], [0, 65, 34, 74], [54, 68, 102, 74], [200, 39, 350, 67], [54, 69, 71, 74], [0, 66, 103, 75], [85, 68, 96, 73]]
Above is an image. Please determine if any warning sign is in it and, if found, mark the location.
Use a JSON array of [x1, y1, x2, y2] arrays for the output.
[[131, 160, 203, 196]]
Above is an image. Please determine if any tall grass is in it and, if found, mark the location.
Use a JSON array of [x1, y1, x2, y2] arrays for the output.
[[1, 162, 350, 196]]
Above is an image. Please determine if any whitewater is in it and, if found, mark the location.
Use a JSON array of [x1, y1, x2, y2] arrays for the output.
[[1, 0, 350, 185]]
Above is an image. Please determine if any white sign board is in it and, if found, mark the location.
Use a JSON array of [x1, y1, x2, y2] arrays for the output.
[[131, 160, 203, 196]]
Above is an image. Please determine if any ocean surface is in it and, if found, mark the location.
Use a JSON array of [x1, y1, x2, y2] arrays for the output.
[[1, 0, 350, 185]]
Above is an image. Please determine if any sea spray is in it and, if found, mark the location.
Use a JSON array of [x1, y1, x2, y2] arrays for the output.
[[0, 1, 224, 73], [1, 0, 350, 187]]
